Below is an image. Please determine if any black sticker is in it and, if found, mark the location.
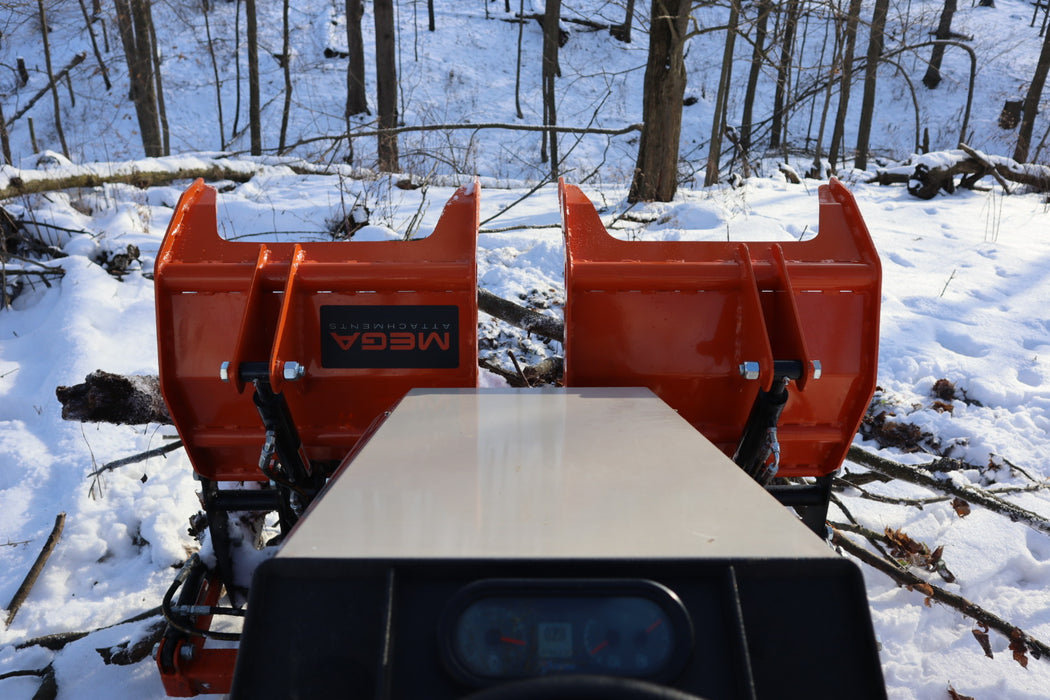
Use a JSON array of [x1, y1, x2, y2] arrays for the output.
[[321, 305, 459, 369]]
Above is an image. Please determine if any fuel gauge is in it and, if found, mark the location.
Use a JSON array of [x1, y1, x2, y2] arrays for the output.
[[453, 601, 530, 678]]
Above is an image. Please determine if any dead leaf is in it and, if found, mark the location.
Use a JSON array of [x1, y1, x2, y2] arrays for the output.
[[1009, 628, 1029, 669], [947, 683, 975, 700], [972, 627, 993, 659], [951, 497, 972, 517]]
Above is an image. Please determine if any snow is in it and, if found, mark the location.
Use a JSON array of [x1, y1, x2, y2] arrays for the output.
[[1, 1, 1050, 698]]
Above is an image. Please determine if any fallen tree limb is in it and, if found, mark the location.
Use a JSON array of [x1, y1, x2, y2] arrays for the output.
[[847, 446, 1050, 537], [478, 288, 564, 343], [55, 370, 170, 425], [15, 606, 162, 651], [5, 513, 65, 627], [832, 525, 1049, 664], [868, 148, 1050, 197], [0, 163, 260, 201]]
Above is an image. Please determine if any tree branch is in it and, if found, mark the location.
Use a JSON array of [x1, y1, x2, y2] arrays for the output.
[[847, 445, 1050, 536], [5, 513, 65, 627], [832, 525, 1050, 663]]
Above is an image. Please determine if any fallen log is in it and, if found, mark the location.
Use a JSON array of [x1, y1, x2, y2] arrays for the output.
[[868, 147, 1050, 198]]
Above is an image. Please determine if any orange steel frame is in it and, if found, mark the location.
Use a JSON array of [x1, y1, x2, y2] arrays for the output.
[[560, 178, 881, 478], [153, 179, 479, 695], [154, 178, 880, 695]]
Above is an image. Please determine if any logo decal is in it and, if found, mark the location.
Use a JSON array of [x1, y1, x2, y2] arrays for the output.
[[321, 305, 459, 369]]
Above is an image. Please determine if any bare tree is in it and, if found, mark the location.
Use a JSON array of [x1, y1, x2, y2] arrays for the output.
[[374, 0, 399, 170], [246, 0, 261, 154], [278, 0, 292, 152], [705, 0, 740, 186], [923, 0, 957, 89], [828, 0, 864, 170], [854, 0, 889, 170], [37, 0, 70, 157], [1015, 22, 1050, 162], [113, 0, 164, 157], [541, 0, 562, 178], [770, 0, 801, 150], [345, 0, 368, 117], [611, 0, 637, 42], [740, 0, 772, 158], [628, 0, 690, 202]]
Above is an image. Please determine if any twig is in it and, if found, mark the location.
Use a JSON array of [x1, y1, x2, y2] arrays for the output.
[[507, 351, 530, 387], [847, 446, 1050, 536], [86, 440, 183, 478], [479, 176, 555, 228], [959, 143, 1012, 193], [5, 513, 65, 627], [832, 526, 1050, 662]]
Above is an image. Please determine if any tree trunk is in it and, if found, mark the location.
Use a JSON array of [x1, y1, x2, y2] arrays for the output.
[[854, 0, 889, 170], [38, 0, 70, 158], [144, 3, 169, 155], [828, 0, 864, 170], [770, 0, 800, 150], [1014, 20, 1050, 162], [202, 0, 225, 149], [113, 0, 163, 157], [740, 0, 771, 157], [428, 0, 435, 31], [705, 0, 741, 186], [628, 0, 690, 202], [245, 0, 261, 155], [611, 0, 636, 42], [345, 0, 368, 117], [279, 0, 292, 152], [541, 0, 562, 178], [923, 0, 957, 89], [374, 0, 399, 171]]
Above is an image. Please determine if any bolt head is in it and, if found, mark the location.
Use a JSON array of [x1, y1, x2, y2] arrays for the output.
[[812, 360, 823, 380], [283, 361, 305, 381], [739, 361, 761, 380], [179, 645, 196, 662], [219, 361, 230, 382]]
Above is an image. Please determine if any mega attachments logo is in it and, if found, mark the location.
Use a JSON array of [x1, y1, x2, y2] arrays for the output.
[[321, 305, 459, 369]]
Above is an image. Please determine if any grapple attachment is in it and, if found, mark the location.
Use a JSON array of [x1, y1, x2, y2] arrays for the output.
[[153, 179, 479, 695], [561, 178, 881, 484]]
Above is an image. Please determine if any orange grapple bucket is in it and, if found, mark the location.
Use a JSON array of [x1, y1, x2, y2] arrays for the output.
[[154, 179, 479, 483], [560, 178, 881, 478]]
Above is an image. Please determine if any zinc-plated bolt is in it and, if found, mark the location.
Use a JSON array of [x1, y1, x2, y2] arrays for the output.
[[219, 361, 230, 383], [283, 361, 305, 381], [812, 360, 823, 380], [179, 645, 196, 662], [739, 362, 760, 380]]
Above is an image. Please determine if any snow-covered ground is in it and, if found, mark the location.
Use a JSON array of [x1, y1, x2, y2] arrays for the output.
[[1, 166, 1048, 699], [2, 1, 1050, 698]]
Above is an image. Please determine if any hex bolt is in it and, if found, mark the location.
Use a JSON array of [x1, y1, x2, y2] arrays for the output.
[[739, 361, 760, 380], [219, 361, 230, 383], [179, 645, 196, 662], [812, 360, 823, 380], [283, 361, 305, 381]]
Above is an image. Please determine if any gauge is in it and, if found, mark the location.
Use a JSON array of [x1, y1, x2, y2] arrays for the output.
[[452, 601, 530, 678], [439, 579, 693, 686], [583, 597, 675, 676]]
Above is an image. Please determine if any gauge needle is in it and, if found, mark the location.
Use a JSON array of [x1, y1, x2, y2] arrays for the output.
[[646, 619, 664, 634], [589, 640, 609, 655], [500, 636, 526, 646]]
